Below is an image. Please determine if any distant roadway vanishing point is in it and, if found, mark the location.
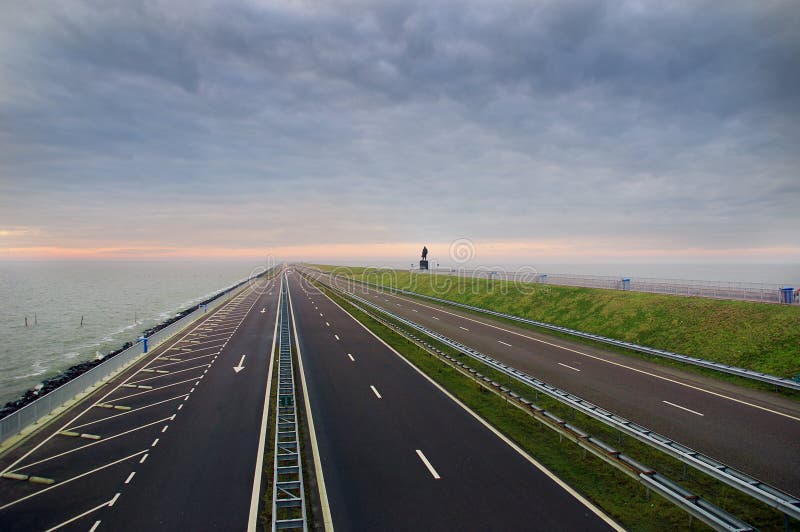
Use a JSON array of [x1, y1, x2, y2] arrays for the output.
[[0, 270, 623, 531]]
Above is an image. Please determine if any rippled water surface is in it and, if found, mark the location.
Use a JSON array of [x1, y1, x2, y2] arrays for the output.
[[0, 261, 263, 405]]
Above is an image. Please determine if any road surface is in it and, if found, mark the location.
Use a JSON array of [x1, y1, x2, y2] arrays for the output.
[[288, 271, 618, 531]]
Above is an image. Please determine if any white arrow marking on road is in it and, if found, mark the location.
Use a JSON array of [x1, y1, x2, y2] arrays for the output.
[[260, 308, 266, 314], [234, 355, 246, 373]]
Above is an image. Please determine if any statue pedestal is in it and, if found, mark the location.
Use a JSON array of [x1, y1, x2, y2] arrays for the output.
[[419, 260, 429, 270]]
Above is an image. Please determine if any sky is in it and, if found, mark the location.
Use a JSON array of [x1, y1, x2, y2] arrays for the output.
[[1, 0, 798, 264]]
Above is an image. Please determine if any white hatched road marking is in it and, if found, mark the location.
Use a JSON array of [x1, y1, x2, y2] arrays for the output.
[[0, 450, 148, 511], [44, 498, 116, 532], [11, 418, 172, 473]]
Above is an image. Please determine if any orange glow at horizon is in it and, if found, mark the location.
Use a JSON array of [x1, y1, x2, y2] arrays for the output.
[[2, 241, 800, 261]]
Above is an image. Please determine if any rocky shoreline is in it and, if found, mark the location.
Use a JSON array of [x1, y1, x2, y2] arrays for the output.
[[0, 276, 256, 420]]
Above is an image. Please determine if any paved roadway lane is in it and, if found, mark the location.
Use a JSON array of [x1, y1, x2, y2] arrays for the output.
[[288, 272, 619, 531], [0, 276, 279, 531], [314, 269, 800, 496]]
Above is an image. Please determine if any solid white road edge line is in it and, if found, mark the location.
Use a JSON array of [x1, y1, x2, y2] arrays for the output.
[[247, 285, 281, 532], [316, 282, 623, 531], [287, 276, 335, 532], [415, 449, 441, 479]]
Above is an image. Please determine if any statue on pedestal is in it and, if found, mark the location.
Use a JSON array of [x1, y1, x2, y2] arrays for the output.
[[419, 246, 429, 271]]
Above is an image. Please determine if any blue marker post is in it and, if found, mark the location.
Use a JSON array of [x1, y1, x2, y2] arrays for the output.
[[622, 278, 631, 290], [780, 287, 794, 304], [200, 303, 208, 313], [138, 336, 149, 353]]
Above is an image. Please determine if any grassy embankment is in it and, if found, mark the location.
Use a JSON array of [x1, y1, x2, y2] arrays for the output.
[[315, 265, 800, 382], [310, 275, 794, 530]]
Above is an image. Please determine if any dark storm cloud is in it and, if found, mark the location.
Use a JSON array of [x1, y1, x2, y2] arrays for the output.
[[0, 0, 798, 255]]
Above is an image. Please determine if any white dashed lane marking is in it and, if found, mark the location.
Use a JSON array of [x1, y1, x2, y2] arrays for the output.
[[415, 450, 441, 479], [558, 362, 581, 372], [663, 400, 704, 417]]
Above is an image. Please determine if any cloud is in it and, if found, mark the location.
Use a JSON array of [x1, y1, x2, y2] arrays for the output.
[[0, 0, 798, 260]]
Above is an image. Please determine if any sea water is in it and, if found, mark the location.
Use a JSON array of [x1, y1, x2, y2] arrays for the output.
[[0, 261, 264, 405]]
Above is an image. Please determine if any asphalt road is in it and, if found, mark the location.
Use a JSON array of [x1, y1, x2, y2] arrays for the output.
[[0, 276, 279, 531], [287, 271, 619, 531], [311, 268, 800, 497]]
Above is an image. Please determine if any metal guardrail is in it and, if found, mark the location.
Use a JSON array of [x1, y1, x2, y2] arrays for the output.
[[0, 274, 261, 446], [336, 274, 800, 392], [435, 268, 796, 304], [312, 276, 757, 532], [316, 275, 800, 523], [272, 274, 307, 531]]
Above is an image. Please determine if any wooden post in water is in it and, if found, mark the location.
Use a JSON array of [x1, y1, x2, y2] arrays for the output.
[[25, 316, 28, 327], [80, 315, 84, 327]]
